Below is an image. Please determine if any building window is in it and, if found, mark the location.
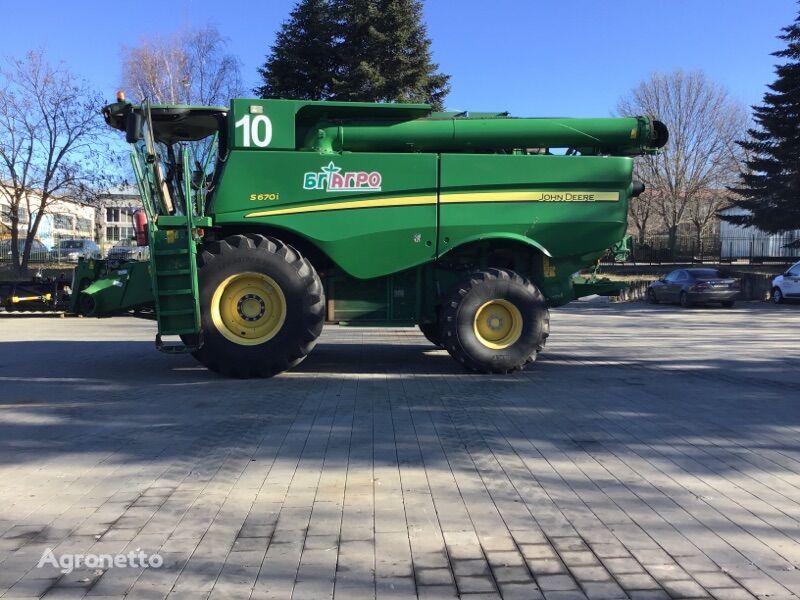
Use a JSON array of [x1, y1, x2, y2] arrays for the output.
[[106, 226, 120, 242], [54, 214, 73, 229], [106, 207, 119, 222], [76, 217, 92, 232]]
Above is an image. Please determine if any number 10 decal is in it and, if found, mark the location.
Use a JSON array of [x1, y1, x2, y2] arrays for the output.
[[235, 114, 273, 148]]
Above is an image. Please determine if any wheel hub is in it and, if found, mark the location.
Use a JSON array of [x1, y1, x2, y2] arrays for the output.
[[237, 294, 266, 322], [211, 272, 287, 345], [473, 299, 523, 350]]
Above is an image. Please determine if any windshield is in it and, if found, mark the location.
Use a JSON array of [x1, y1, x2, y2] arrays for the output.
[[60, 240, 84, 249], [126, 104, 226, 218]]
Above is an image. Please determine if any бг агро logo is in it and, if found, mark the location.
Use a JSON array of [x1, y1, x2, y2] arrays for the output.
[[303, 162, 382, 192]]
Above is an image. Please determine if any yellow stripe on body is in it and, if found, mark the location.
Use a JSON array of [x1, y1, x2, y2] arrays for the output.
[[245, 194, 437, 218], [244, 190, 619, 218], [440, 191, 620, 203]]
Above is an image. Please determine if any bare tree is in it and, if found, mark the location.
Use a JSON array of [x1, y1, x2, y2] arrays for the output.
[[0, 51, 116, 275], [122, 25, 243, 106], [628, 190, 656, 245], [618, 71, 747, 249]]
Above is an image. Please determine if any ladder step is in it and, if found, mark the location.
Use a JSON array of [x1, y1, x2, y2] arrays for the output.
[[157, 289, 193, 296], [156, 269, 191, 276], [155, 249, 190, 256]]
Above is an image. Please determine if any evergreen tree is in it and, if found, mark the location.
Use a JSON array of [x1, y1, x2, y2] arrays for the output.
[[331, 0, 450, 110], [256, 0, 450, 110], [728, 6, 800, 232], [255, 0, 336, 100]]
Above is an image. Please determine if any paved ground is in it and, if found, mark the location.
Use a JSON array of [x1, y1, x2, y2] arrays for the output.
[[1, 302, 799, 600]]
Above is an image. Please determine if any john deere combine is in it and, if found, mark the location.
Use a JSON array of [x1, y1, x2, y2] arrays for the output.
[[71, 96, 667, 377]]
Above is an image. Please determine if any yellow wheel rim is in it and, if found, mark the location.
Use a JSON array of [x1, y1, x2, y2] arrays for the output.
[[210, 272, 286, 346], [473, 299, 523, 350]]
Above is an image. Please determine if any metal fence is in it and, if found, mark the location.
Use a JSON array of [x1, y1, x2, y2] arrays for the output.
[[606, 234, 800, 265]]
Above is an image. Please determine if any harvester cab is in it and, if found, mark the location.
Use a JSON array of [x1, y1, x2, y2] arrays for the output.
[[71, 97, 225, 351], [71, 94, 667, 377]]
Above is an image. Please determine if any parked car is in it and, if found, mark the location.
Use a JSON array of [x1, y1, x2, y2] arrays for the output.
[[107, 238, 149, 261], [49, 239, 101, 262], [771, 260, 800, 304], [647, 268, 739, 308], [0, 239, 50, 262]]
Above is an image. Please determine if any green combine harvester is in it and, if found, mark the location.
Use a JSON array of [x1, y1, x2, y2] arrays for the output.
[[71, 94, 667, 377]]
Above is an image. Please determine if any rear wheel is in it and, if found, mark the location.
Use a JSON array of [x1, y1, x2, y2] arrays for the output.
[[190, 234, 324, 377], [679, 291, 692, 308], [646, 289, 659, 304], [441, 268, 549, 374], [773, 287, 784, 304], [418, 322, 444, 348]]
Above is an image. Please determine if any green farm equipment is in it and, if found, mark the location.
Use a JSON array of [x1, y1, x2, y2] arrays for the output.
[[70, 95, 666, 376]]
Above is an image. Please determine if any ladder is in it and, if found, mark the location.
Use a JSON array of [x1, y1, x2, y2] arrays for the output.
[[132, 147, 210, 353]]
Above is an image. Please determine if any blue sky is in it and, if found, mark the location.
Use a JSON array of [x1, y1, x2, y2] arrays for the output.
[[0, 0, 796, 117]]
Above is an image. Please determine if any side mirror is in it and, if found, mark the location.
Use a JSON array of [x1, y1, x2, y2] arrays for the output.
[[125, 112, 144, 144]]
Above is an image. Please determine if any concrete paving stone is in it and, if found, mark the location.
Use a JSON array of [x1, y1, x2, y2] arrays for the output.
[[537, 574, 581, 591], [528, 558, 569, 575], [627, 591, 672, 600], [645, 563, 691, 582], [521, 544, 559, 561], [499, 582, 545, 600], [614, 572, 662, 590], [580, 581, 628, 600], [707, 588, 757, 600], [415, 585, 459, 600], [569, 566, 613, 582], [602, 557, 644, 574], [542, 591, 589, 600], [415, 567, 455, 586], [452, 559, 492, 578], [691, 571, 739, 589], [485, 550, 526, 568], [560, 551, 601, 567], [455, 575, 497, 593], [553, 538, 591, 553], [660, 579, 710, 598]]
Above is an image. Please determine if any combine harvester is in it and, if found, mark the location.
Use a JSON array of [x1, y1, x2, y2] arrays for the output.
[[69, 94, 667, 376]]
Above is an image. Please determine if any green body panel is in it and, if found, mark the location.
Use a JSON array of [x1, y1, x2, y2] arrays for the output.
[[213, 151, 438, 279]]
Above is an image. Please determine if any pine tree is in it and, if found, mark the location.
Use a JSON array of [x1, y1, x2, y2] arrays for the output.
[[728, 6, 800, 232], [331, 0, 450, 110], [256, 0, 450, 110], [255, 0, 336, 100]]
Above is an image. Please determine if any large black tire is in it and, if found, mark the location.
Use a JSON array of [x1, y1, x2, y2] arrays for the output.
[[190, 234, 324, 377], [773, 287, 785, 304], [441, 268, 549, 374], [418, 321, 444, 348]]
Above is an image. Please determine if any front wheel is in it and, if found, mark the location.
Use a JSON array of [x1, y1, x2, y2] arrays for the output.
[[190, 234, 325, 378], [441, 268, 549, 374], [680, 292, 692, 308], [646, 289, 659, 304], [773, 287, 784, 304]]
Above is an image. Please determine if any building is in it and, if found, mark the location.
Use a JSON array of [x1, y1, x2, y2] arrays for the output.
[[95, 187, 141, 254], [719, 207, 800, 260], [0, 186, 95, 248]]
